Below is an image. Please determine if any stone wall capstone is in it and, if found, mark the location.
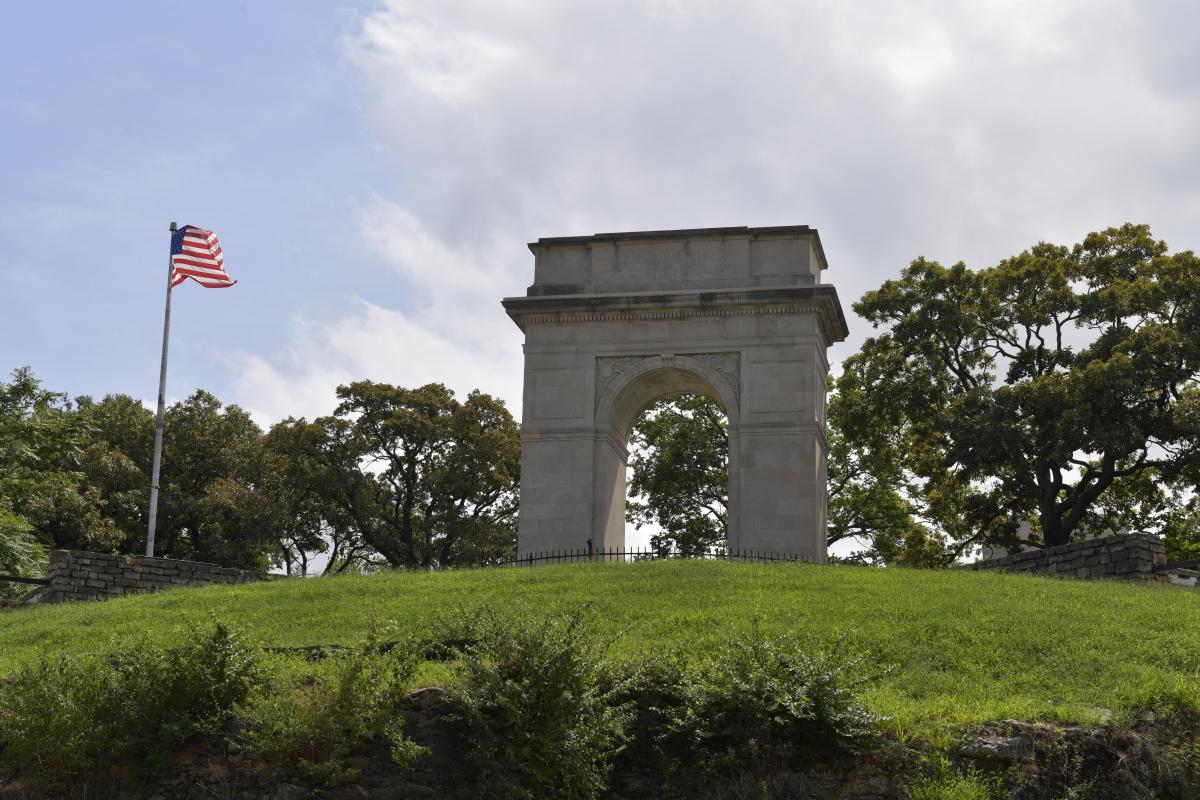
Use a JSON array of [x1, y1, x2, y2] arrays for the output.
[[24, 549, 279, 604], [965, 533, 1167, 581]]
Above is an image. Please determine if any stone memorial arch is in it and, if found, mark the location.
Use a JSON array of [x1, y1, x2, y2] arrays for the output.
[[502, 226, 848, 561]]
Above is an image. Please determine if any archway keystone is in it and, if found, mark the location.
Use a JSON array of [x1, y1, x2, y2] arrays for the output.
[[503, 226, 848, 561]]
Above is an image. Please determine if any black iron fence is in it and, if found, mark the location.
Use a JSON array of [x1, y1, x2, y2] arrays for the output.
[[505, 546, 820, 567]]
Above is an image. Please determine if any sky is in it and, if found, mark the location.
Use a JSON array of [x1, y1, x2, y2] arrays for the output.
[[3, 0, 1199, 426]]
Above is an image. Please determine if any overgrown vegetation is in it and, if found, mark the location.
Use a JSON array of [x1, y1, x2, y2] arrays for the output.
[[602, 629, 887, 795], [676, 629, 885, 771], [0, 621, 259, 789], [907, 768, 998, 800], [0, 622, 429, 795], [0, 604, 886, 798], [239, 624, 424, 785], [437, 607, 631, 799], [0, 504, 43, 600], [427, 608, 886, 799]]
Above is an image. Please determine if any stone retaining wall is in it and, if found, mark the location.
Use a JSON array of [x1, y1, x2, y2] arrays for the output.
[[25, 549, 278, 604], [966, 533, 1167, 580]]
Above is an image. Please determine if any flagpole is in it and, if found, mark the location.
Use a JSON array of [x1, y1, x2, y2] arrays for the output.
[[145, 221, 177, 558]]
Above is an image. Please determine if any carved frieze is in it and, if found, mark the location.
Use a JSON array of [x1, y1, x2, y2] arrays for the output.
[[594, 352, 741, 408], [688, 352, 741, 402], [595, 355, 654, 404]]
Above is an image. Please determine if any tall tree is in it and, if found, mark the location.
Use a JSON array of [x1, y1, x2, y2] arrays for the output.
[[1163, 494, 1200, 562], [0, 503, 43, 586], [846, 223, 1200, 549], [825, 373, 954, 566], [74, 394, 155, 553], [0, 367, 121, 554], [626, 391, 947, 564], [288, 381, 520, 569], [262, 417, 377, 575], [150, 390, 274, 569]]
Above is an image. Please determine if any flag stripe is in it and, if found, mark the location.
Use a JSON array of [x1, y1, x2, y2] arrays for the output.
[[170, 224, 235, 289], [173, 262, 232, 276], [173, 265, 231, 280], [174, 254, 222, 267]]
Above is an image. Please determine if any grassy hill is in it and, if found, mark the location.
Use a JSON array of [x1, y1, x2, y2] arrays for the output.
[[3, 560, 1198, 737]]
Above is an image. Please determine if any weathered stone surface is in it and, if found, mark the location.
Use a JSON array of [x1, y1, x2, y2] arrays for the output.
[[26, 549, 280, 605], [504, 226, 848, 561], [958, 731, 1034, 765], [967, 534, 1169, 582]]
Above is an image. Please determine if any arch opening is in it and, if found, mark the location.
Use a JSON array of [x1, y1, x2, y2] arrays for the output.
[[591, 357, 742, 554], [626, 392, 729, 556]]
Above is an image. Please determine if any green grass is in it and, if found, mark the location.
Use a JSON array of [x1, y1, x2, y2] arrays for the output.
[[2, 560, 1198, 736]]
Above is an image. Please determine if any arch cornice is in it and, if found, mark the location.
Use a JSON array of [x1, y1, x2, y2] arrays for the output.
[[503, 285, 849, 347]]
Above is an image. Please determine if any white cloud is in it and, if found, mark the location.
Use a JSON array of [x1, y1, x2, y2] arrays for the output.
[[349, 2, 523, 105], [360, 200, 510, 298], [338, 0, 1199, 253], [233, 0, 1200, 433], [234, 297, 522, 426]]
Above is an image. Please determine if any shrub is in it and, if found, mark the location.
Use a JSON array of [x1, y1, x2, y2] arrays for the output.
[[670, 628, 885, 775], [0, 505, 44, 601], [436, 610, 886, 797], [238, 624, 422, 786], [908, 758, 998, 800], [598, 651, 696, 795], [444, 607, 631, 800], [0, 620, 259, 787]]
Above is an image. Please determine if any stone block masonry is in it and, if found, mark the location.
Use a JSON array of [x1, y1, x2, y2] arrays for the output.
[[966, 533, 1167, 581], [25, 549, 279, 604]]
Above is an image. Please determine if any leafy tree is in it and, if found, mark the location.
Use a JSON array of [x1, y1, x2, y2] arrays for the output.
[[1163, 494, 1200, 562], [626, 391, 945, 564], [0, 503, 44, 587], [421, 388, 522, 565], [261, 417, 375, 575], [150, 390, 275, 569], [70, 391, 321, 573], [2, 370, 523, 573], [0, 367, 121, 554], [826, 374, 953, 566], [282, 381, 521, 569], [74, 394, 155, 553], [626, 394, 728, 556], [845, 223, 1200, 550]]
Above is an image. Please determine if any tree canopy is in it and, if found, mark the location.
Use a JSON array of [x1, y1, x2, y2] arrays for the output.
[[842, 223, 1200, 551], [275, 381, 521, 570], [0, 369, 520, 576], [0, 367, 118, 566], [625, 391, 949, 565]]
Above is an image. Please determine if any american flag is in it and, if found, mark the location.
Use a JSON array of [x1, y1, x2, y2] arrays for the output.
[[170, 225, 236, 288]]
